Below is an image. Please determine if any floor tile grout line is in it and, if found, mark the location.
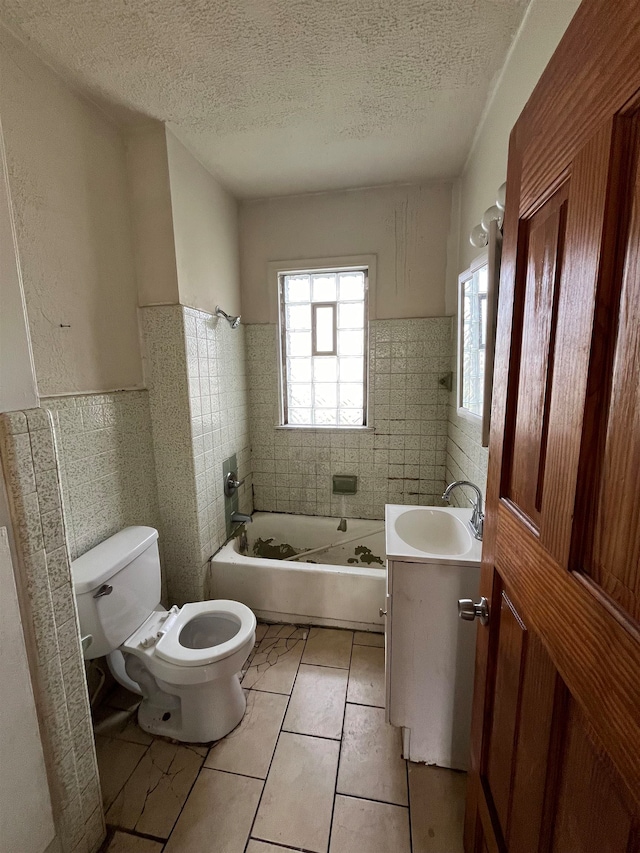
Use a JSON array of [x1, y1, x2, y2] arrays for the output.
[[99, 724, 153, 815], [249, 836, 321, 853], [104, 824, 167, 845], [146, 739, 207, 847], [199, 764, 268, 783], [242, 628, 307, 853], [337, 791, 410, 810], [327, 632, 355, 853], [406, 759, 414, 853], [280, 727, 341, 742]]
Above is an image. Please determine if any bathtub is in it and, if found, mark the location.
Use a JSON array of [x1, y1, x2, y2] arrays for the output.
[[210, 512, 386, 631]]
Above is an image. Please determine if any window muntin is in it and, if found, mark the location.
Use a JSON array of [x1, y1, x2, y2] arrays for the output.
[[279, 268, 367, 427]]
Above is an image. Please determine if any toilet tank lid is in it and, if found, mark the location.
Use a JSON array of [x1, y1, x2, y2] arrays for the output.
[[71, 526, 159, 594]]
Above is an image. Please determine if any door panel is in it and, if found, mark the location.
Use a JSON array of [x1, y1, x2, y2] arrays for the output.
[[585, 134, 640, 619], [465, 3, 640, 850], [506, 186, 568, 527]]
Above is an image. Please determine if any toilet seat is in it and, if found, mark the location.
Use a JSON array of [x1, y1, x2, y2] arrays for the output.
[[154, 600, 256, 667]]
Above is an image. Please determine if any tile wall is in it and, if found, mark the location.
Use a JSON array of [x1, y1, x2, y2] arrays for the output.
[[0, 408, 104, 853], [445, 329, 489, 505], [42, 392, 160, 561], [142, 305, 251, 606], [246, 318, 452, 519]]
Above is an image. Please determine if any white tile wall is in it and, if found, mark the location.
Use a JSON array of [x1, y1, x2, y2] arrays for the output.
[[142, 306, 252, 606], [42, 392, 160, 561], [184, 307, 252, 558], [445, 334, 489, 505], [246, 318, 452, 519]]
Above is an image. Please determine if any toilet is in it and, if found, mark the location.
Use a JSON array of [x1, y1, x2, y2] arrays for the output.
[[72, 526, 256, 743]]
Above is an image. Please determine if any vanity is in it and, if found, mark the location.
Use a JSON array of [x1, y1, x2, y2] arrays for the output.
[[384, 504, 482, 770]]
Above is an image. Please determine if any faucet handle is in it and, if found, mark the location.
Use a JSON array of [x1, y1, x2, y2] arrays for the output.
[[224, 471, 245, 497]]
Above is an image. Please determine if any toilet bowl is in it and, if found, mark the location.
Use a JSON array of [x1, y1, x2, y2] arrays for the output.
[[72, 527, 257, 742]]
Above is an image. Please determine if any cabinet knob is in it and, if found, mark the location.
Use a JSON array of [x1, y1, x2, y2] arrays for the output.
[[458, 597, 489, 625]]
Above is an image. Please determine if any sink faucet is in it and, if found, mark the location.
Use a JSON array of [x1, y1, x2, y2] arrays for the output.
[[442, 480, 484, 541], [230, 511, 252, 525]]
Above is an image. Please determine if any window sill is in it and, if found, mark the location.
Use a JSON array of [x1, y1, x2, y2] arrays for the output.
[[275, 425, 374, 432]]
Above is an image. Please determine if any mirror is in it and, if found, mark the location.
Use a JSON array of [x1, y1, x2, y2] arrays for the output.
[[457, 221, 502, 445]]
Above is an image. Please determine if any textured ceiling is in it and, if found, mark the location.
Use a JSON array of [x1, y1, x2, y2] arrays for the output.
[[0, 0, 530, 197]]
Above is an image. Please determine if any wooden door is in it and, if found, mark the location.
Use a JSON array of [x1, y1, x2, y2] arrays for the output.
[[465, 2, 640, 850]]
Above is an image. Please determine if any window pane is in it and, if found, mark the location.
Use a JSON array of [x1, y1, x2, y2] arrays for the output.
[[289, 408, 312, 424], [289, 384, 312, 407], [338, 329, 364, 356], [288, 358, 312, 383], [338, 302, 364, 329], [285, 275, 310, 303], [338, 272, 364, 301], [314, 305, 335, 353], [314, 383, 337, 407], [313, 357, 338, 382], [339, 383, 363, 407], [287, 304, 311, 330], [477, 267, 488, 294], [339, 408, 363, 425], [287, 331, 311, 357], [312, 275, 337, 302], [339, 357, 363, 382], [314, 408, 337, 425]]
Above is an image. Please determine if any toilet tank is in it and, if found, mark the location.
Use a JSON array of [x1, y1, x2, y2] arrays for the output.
[[71, 526, 162, 660]]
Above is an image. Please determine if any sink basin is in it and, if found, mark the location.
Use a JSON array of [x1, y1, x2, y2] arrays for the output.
[[385, 505, 482, 564], [394, 508, 472, 555]]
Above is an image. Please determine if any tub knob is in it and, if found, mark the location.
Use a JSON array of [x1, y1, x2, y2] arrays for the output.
[[379, 608, 387, 618]]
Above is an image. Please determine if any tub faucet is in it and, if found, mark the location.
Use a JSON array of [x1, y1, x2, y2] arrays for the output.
[[442, 480, 484, 541], [337, 518, 347, 532], [231, 512, 252, 525]]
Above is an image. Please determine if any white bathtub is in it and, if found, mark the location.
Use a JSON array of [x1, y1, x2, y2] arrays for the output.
[[210, 512, 386, 631]]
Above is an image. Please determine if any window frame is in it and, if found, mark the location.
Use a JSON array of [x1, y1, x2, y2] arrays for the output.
[[278, 264, 370, 428], [457, 251, 488, 424]]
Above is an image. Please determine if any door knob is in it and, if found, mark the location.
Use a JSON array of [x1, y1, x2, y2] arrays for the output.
[[458, 596, 489, 625]]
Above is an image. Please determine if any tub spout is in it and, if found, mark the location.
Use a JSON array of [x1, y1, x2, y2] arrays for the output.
[[231, 511, 252, 524], [337, 518, 347, 532]]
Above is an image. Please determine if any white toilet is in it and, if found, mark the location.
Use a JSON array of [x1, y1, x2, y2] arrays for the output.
[[72, 526, 256, 742]]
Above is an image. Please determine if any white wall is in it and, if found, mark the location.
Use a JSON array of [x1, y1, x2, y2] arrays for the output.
[[447, 0, 581, 311], [126, 122, 180, 309], [166, 130, 241, 317], [0, 106, 55, 853], [444, 0, 580, 501], [240, 182, 452, 323], [0, 26, 143, 396], [0, 111, 38, 413], [0, 528, 56, 853]]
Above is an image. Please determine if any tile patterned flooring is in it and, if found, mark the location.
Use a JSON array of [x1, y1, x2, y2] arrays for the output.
[[95, 625, 466, 853]]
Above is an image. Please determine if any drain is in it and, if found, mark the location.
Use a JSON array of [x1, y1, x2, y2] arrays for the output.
[[162, 712, 171, 721]]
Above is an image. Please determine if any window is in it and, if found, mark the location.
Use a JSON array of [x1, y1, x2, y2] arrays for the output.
[[458, 258, 488, 418], [279, 267, 368, 427], [457, 220, 502, 446]]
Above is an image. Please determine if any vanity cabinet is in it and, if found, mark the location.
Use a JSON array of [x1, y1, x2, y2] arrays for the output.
[[385, 555, 480, 770]]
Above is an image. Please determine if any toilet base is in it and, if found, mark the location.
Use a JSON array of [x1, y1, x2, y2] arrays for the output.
[[137, 671, 247, 743]]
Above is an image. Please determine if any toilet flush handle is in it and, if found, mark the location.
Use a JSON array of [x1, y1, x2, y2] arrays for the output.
[[93, 583, 113, 599]]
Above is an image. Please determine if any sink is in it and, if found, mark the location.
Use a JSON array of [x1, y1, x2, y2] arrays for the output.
[[385, 505, 482, 564], [394, 508, 472, 555]]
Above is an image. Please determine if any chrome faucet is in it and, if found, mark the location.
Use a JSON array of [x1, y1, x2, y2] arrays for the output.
[[442, 480, 484, 541], [337, 518, 347, 532], [230, 511, 252, 525]]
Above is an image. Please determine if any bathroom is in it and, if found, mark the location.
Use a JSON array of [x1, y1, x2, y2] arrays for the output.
[[3, 1, 640, 852]]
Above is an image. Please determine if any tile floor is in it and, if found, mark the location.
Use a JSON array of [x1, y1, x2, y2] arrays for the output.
[[95, 625, 466, 853]]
